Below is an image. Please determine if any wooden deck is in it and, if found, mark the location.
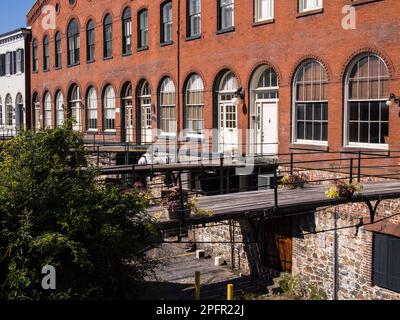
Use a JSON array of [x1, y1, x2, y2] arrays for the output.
[[155, 181, 400, 229]]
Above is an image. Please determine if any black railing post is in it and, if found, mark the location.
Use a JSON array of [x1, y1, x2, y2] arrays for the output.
[[96, 146, 100, 167], [220, 154, 224, 195], [349, 158, 354, 184], [290, 153, 294, 175], [274, 166, 278, 209], [357, 151, 361, 183]]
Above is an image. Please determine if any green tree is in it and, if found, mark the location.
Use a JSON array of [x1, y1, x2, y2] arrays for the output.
[[0, 125, 158, 300]]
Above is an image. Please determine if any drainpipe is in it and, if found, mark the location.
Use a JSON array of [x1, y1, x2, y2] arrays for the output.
[[333, 208, 339, 300], [176, 0, 181, 160]]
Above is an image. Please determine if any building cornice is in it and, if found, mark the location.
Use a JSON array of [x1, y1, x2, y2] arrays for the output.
[[27, 0, 50, 26]]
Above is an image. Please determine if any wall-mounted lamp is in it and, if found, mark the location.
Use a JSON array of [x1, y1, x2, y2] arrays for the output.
[[231, 87, 245, 107], [386, 93, 400, 107]]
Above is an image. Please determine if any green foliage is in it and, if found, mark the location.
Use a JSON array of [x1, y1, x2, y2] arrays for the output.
[[0, 125, 158, 300], [326, 180, 363, 199], [279, 274, 327, 300], [280, 173, 309, 189]]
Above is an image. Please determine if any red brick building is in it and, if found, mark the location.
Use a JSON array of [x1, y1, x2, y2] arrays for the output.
[[27, 0, 400, 156]]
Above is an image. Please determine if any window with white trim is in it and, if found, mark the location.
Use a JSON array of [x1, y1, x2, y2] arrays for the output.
[[87, 87, 98, 131], [218, 0, 234, 31], [103, 85, 116, 131], [161, 2, 173, 43], [43, 92, 52, 128], [5, 95, 13, 127], [188, 0, 201, 37], [122, 8, 132, 54], [159, 77, 177, 134], [254, 0, 274, 22], [185, 74, 204, 135], [298, 0, 323, 13], [346, 54, 389, 146], [138, 10, 149, 49], [293, 60, 328, 144], [55, 91, 64, 127]]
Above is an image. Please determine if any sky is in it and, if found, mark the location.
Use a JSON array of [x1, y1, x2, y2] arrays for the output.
[[0, 1, 34, 35]]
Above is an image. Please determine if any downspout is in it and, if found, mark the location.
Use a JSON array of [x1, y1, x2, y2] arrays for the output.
[[176, 0, 181, 159]]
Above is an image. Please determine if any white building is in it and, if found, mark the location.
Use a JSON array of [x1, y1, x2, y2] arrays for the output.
[[0, 28, 31, 137]]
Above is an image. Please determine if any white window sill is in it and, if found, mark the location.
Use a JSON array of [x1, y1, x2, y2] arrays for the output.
[[294, 140, 328, 147], [346, 143, 389, 150]]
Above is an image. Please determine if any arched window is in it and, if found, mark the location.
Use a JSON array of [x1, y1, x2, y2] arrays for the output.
[[86, 87, 98, 131], [346, 54, 389, 146], [138, 10, 148, 49], [159, 77, 176, 134], [138, 81, 152, 144], [86, 20, 95, 62], [43, 92, 52, 128], [217, 71, 238, 152], [67, 19, 80, 65], [185, 74, 204, 135], [122, 8, 132, 54], [55, 91, 64, 127], [293, 60, 328, 144], [69, 85, 82, 131], [161, 2, 173, 44], [103, 14, 112, 58], [5, 95, 13, 127], [32, 39, 38, 72], [55, 32, 62, 68], [103, 85, 116, 131], [43, 36, 50, 71], [33, 93, 41, 130]]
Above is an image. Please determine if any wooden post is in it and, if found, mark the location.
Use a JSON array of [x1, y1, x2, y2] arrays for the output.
[[227, 284, 234, 301], [195, 271, 201, 300], [357, 151, 361, 183]]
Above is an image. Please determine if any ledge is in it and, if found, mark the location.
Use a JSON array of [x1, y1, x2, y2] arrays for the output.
[[137, 46, 149, 52], [160, 40, 173, 47], [340, 146, 389, 155], [296, 8, 324, 18], [216, 26, 235, 35], [349, 0, 383, 6], [185, 34, 201, 42], [103, 56, 113, 61], [86, 59, 95, 64], [289, 143, 329, 152], [252, 18, 275, 27], [122, 52, 132, 57], [67, 62, 80, 68]]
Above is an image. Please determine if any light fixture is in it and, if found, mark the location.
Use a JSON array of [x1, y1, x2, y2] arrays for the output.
[[231, 87, 245, 107], [386, 93, 400, 107]]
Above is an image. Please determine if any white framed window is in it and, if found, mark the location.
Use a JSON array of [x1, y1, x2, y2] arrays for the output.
[[86, 87, 98, 131], [55, 91, 64, 127], [298, 0, 323, 13], [43, 92, 52, 128], [293, 60, 328, 145], [103, 85, 116, 131], [159, 77, 177, 134], [188, 0, 201, 37], [139, 10, 149, 48], [138, 81, 152, 144], [5, 95, 13, 127], [122, 8, 132, 54], [70, 85, 82, 131], [219, 0, 234, 30], [162, 2, 173, 43], [345, 54, 389, 148], [255, 0, 274, 22], [185, 74, 204, 135]]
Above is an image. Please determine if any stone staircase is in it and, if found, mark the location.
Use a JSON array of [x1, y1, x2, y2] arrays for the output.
[[265, 273, 288, 296]]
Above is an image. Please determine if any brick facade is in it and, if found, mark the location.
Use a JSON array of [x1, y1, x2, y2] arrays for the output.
[[26, 0, 400, 158]]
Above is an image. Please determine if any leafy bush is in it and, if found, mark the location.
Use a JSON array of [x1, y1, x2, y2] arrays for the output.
[[0, 125, 158, 300], [326, 180, 363, 199], [279, 274, 327, 300], [280, 173, 309, 189]]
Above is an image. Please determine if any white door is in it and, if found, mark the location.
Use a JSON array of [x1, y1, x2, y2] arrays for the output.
[[125, 105, 133, 143], [254, 101, 278, 155], [141, 99, 152, 144], [219, 102, 238, 153]]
